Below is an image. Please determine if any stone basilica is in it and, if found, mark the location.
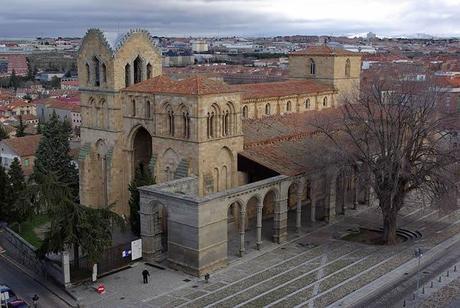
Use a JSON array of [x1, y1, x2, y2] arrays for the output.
[[78, 29, 365, 276]]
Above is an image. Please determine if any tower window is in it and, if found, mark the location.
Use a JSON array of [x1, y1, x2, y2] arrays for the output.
[[131, 99, 136, 116], [168, 110, 175, 136], [309, 58, 316, 75], [323, 97, 328, 107], [145, 101, 151, 119], [93, 56, 100, 87], [102, 63, 107, 84], [242, 105, 248, 118], [305, 98, 310, 109], [146, 63, 152, 79], [85, 63, 90, 85], [183, 112, 190, 138], [345, 58, 351, 77], [125, 63, 131, 87], [265, 103, 271, 115], [286, 101, 292, 112], [134, 56, 142, 84]]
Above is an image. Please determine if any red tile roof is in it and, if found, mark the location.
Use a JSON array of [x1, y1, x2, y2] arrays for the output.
[[2, 134, 42, 157], [234, 80, 335, 100], [123, 75, 238, 95], [241, 109, 343, 176], [290, 45, 360, 57]]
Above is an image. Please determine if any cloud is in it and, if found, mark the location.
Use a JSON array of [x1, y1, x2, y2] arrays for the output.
[[0, 0, 459, 37]]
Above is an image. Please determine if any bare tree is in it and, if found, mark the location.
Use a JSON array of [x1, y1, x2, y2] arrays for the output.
[[319, 74, 459, 244]]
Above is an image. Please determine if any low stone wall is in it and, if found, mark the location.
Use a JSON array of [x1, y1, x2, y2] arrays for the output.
[[0, 225, 66, 286]]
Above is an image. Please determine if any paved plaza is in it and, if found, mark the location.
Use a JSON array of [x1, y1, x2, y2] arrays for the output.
[[70, 197, 460, 308]]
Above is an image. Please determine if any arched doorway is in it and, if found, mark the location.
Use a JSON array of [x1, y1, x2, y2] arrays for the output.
[[263, 190, 278, 242], [132, 126, 152, 173], [227, 201, 244, 259], [287, 183, 298, 234]]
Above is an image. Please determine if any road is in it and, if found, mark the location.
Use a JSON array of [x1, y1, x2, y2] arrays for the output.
[[0, 254, 70, 307], [357, 238, 460, 308]]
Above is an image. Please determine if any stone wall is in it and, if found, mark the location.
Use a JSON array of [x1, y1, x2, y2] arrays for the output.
[[0, 226, 67, 286]]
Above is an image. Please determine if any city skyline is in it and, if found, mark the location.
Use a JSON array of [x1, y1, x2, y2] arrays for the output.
[[0, 0, 459, 38]]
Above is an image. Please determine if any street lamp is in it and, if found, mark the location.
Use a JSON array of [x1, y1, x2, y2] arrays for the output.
[[414, 247, 423, 300]]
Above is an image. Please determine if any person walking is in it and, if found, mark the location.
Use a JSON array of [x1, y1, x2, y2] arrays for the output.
[[32, 294, 39, 307], [142, 269, 150, 284]]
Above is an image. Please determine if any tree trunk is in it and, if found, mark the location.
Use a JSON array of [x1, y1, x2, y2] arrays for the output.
[[73, 244, 80, 269], [382, 210, 398, 245]]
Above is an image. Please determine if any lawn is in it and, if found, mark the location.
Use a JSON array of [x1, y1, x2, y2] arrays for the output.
[[12, 214, 49, 248]]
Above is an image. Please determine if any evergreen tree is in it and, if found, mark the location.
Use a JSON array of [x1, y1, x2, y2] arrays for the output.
[[0, 124, 9, 141], [129, 163, 154, 236], [8, 158, 31, 229], [50, 76, 61, 89], [37, 173, 123, 268], [15, 115, 27, 137], [33, 111, 79, 201], [9, 69, 19, 90], [0, 165, 13, 223]]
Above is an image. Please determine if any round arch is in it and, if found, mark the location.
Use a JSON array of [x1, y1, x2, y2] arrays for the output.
[[130, 125, 153, 173]]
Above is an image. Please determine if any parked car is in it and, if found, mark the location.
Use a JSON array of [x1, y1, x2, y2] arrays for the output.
[[7, 300, 28, 308], [0, 285, 17, 307]]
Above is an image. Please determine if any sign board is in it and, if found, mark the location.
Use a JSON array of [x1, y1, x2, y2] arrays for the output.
[[131, 239, 142, 260]]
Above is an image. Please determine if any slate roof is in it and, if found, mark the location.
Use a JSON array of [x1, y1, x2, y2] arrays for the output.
[[123, 75, 238, 95]]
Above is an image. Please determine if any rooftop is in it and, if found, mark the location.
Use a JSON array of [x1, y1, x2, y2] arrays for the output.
[[2, 134, 41, 157], [290, 45, 360, 57], [123, 75, 238, 95], [234, 80, 335, 100]]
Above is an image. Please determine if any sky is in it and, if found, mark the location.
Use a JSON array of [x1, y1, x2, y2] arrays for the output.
[[0, 0, 459, 38]]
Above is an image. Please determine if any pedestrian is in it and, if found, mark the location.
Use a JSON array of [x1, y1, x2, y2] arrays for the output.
[[142, 268, 150, 284], [32, 294, 39, 307]]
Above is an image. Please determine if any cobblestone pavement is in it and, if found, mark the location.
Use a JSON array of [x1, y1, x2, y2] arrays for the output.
[[71, 196, 460, 308]]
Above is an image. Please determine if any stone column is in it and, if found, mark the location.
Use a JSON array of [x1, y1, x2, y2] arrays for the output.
[[296, 183, 303, 233], [273, 198, 288, 243], [62, 251, 71, 288], [140, 198, 161, 262], [239, 206, 245, 257], [256, 206, 262, 250]]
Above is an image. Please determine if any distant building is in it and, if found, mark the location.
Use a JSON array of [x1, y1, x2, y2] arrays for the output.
[[367, 32, 377, 40], [0, 134, 41, 175], [35, 96, 81, 134], [5, 100, 36, 117], [191, 40, 208, 53], [0, 54, 28, 77], [36, 72, 65, 82], [61, 77, 79, 90]]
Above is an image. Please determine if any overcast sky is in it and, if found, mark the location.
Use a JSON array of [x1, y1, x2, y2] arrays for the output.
[[1, 0, 459, 38]]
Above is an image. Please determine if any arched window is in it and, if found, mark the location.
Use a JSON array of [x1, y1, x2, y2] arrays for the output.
[[323, 97, 328, 107], [134, 56, 142, 84], [125, 63, 131, 87], [223, 111, 230, 136], [146, 63, 152, 79], [242, 105, 248, 118], [182, 112, 190, 138], [85, 63, 90, 85], [168, 109, 175, 136], [309, 58, 316, 75], [102, 63, 107, 84], [93, 56, 100, 86], [286, 101, 292, 112], [345, 58, 351, 77], [131, 99, 136, 116], [207, 112, 215, 138], [145, 101, 151, 119], [305, 98, 310, 109], [265, 103, 271, 115]]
